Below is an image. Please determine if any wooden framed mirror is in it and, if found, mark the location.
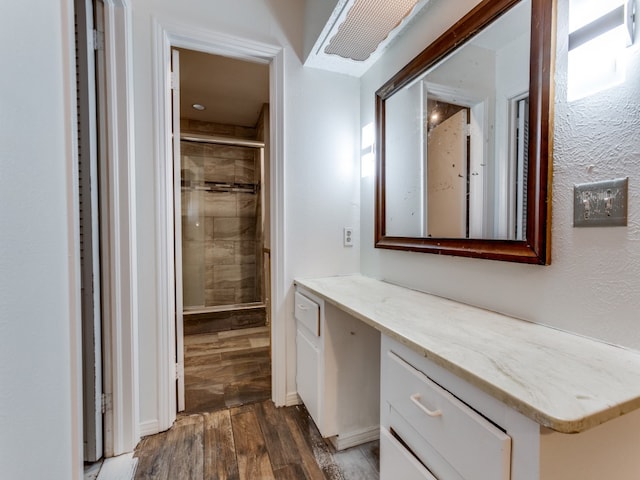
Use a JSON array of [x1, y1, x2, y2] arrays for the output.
[[375, 0, 554, 264]]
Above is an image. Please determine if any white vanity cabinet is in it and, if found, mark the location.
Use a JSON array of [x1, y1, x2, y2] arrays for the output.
[[294, 292, 322, 424], [381, 335, 640, 480], [295, 275, 640, 480], [294, 289, 381, 450], [381, 336, 516, 480], [382, 338, 511, 480]]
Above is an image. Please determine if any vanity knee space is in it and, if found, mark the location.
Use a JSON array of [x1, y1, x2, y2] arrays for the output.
[[294, 289, 381, 450]]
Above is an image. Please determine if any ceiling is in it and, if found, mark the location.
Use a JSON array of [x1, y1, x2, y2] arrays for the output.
[[177, 48, 269, 128], [177, 0, 504, 127]]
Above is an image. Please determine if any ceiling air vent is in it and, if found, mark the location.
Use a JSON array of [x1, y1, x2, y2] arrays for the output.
[[304, 0, 431, 77], [324, 0, 420, 62]]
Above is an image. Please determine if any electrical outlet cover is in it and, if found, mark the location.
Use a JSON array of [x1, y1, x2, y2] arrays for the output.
[[343, 227, 354, 247]]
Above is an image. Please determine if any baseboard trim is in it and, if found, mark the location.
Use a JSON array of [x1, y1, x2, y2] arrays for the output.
[[139, 420, 160, 437], [97, 453, 138, 480], [285, 392, 302, 407], [328, 425, 380, 451]]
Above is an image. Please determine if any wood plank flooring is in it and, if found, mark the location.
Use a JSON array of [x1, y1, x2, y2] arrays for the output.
[[184, 326, 272, 414], [135, 326, 379, 479], [133, 400, 379, 480]]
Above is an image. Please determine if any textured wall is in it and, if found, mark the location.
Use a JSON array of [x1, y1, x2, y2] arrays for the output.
[[360, 0, 640, 351], [549, 0, 640, 344]]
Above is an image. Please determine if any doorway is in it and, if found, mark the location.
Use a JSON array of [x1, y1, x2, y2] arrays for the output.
[[173, 48, 272, 414], [426, 100, 471, 238]]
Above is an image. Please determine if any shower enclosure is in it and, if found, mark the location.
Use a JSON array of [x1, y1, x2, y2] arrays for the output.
[[180, 133, 266, 325]]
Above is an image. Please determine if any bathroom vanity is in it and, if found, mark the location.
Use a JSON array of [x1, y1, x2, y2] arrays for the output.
[[294, 275, 640, 480], [294, 289, 380, 450]]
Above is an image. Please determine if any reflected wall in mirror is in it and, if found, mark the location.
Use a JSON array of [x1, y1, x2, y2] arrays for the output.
[[375, 0, 554, 264]]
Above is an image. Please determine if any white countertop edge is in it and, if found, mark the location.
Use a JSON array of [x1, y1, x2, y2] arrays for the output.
[[294, 274, 640, 434]]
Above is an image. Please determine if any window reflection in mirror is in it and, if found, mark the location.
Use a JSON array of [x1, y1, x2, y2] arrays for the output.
[[384, 0, 531, 240]]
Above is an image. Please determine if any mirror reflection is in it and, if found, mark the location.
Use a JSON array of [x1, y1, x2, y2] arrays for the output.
[[384, 0, 531, 240]]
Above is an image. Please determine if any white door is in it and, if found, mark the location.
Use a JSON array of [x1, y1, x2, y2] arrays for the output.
[[172, 49, 186, 412], [77, 0, 103, 461], [427, 109, 468, 238]]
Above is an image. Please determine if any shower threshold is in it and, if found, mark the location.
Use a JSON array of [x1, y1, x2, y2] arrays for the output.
[[183, 302, 265, 316], [183, 302, 268, 335]]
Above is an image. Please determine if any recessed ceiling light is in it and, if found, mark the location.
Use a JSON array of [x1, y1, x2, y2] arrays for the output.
[[192, 103, 206, 111]]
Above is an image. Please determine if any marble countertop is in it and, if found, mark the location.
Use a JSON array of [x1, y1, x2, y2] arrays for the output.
[[294, 275, 640, 434]]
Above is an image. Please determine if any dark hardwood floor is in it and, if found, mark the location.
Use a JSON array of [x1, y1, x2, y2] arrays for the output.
[[134, 325, 380, 479], [134, 400, 379, 480]]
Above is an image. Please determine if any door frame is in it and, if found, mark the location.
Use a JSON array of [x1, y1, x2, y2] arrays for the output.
[[425, 82, 488, 238], [76, 0, 104, 462], [98, 0, 140, 456], [170, 48, 185, 413], [152, 20, 286, 431]]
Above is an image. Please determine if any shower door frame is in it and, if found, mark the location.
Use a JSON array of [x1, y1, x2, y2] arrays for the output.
[[153, 21, 286, 432], [179, 134, 267, 314], [177, 132, 266, 414]]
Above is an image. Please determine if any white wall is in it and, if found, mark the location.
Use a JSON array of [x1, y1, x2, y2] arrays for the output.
[[361, 0, 640, 351], [0, 1, 82, 479], [303, 0, 340, 61], [130, 0, 361, 428], [494, 31, 530, 239], [284, 65, 361, 398], [385, 82, 425, 237]]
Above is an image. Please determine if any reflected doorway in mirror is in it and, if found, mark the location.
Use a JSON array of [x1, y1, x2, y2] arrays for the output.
[[374, 0, 554, 264]]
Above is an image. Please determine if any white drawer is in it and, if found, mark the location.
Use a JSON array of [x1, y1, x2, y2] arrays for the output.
[[294, 291, 320, 336], [380, 428, 437, 480], [388, 405, 464, 480], [384, 349, 511, 480]]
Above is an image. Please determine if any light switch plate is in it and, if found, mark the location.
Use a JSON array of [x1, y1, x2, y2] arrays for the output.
[[573, 178, 628, 227]]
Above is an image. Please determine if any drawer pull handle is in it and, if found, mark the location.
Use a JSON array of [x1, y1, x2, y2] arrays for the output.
[[410, 393, 442, 418], [298, 304, 309, 310]]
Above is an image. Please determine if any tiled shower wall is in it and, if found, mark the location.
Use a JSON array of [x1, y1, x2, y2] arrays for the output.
[[181, 122, 262, 308]]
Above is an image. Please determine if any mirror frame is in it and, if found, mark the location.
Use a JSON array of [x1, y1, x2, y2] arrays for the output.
[[375, 0, 554, 264]]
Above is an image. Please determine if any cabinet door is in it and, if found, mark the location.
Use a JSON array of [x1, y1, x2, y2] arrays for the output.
[[296, 329, 320, 424]]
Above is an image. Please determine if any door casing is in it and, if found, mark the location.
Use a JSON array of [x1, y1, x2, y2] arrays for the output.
[[76, 0, 104, 462], [152, 21, 287, 432]]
